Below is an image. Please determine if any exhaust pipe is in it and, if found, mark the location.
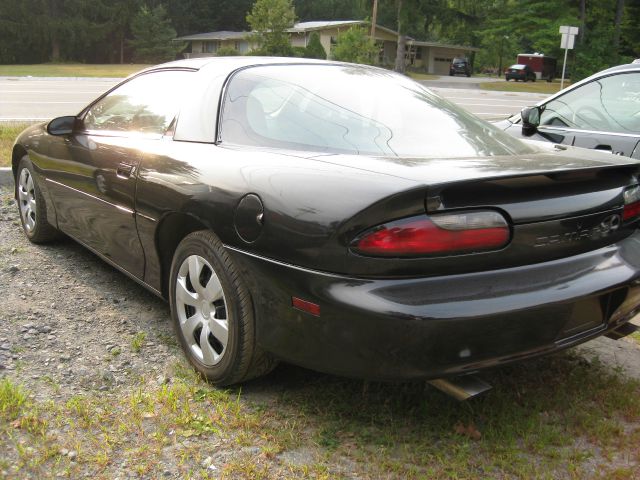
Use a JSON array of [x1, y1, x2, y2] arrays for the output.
[[428, 375, 492, 401], [605, 322, 639, 340]]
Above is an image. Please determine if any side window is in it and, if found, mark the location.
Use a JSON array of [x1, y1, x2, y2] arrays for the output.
[[540, 72, 640, 134], [83, 71, 191, 135]]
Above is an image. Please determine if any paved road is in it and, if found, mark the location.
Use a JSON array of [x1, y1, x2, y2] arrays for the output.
[[0, 78, 118, 120], [0, 76, 548, 122]]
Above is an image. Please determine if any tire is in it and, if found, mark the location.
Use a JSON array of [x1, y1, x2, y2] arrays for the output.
[[16, 156, 59, 243], [169, 230, 277, 385]]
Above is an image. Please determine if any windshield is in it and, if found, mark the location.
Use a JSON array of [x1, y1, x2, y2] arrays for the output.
[[219, 64, 533, 158]]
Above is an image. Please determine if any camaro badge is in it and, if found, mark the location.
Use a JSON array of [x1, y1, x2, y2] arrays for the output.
[[534, 214, 621, 247]]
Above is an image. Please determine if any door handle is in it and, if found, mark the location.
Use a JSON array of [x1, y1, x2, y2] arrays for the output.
[[116, 162, 134, 178]]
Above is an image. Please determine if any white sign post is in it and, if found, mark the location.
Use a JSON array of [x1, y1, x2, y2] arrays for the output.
[[559, 26, 579, 90]]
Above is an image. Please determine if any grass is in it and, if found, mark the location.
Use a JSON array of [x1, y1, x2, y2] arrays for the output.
[[1, 352, 640, 478], [407, 72, 439, 81], [131, 332, 147, 353], [480, 79, 573, 94], [0, 122, 35, 168], [0, 64, 150, 78]]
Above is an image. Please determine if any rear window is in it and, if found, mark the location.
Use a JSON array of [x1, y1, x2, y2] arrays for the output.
[[219, 64, 532, 158], [510, 65, 526, 70]]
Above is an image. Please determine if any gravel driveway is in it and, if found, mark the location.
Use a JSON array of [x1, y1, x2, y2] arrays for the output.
[[2, 184, 640, 479]]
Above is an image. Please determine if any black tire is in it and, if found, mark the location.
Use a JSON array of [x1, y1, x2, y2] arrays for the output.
[[16, 156, 59, 243], [169, 230, 277, 386]]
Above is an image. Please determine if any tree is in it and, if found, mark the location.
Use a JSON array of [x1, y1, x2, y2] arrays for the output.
[[129, 5, 182, 63], [304, 32, 326, 59], [246, 0, 296, 56], [332, 25, 378, 65]]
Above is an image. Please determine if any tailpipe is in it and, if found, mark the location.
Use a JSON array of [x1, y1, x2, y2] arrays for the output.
[[605, 322, 639, 340], [428, 375, 492, 401]]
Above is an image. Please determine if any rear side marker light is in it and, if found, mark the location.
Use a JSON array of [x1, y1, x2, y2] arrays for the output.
[[352, 211, 510, 257], [623, 186, 640, 221], [292, 297, 320, 316]]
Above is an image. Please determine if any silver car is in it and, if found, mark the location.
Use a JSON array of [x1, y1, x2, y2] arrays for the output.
[[496, 63, 640, 160]]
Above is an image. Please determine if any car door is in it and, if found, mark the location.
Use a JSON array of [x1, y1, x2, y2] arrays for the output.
[[536, 71, 640, 158], [44, 70, 190, 279]]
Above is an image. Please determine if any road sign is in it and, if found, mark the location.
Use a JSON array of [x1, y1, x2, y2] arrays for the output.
[[559, 26, 579, 89], [560, 33, 575, 50], [559, 25, 579, 35]]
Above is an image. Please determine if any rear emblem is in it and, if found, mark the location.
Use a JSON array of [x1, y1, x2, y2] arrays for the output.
[[600, 214, 621, 234], [534, 213, 621, 247]]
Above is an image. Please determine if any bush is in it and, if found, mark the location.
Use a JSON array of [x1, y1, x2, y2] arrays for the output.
[[216, 46, 240, 56], [304, 32, 326, 59], [331, 26, 378, 65]]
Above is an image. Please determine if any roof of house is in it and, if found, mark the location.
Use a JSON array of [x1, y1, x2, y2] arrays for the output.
[[175, 20, 399, 42], [174, 21, 477, 52], [287, 20, 363, 32], [407, 39, 480, 52], [175, 31, 249, 41]]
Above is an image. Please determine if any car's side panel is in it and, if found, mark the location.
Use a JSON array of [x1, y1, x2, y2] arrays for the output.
[[41, 133, 145, 279], [133, 140, 422, 292]]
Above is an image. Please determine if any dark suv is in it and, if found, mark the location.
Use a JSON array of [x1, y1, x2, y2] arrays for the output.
[[449, 58, 471, 77]]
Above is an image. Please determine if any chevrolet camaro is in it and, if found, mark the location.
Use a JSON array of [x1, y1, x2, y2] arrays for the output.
[[11, 57, 640, 387]]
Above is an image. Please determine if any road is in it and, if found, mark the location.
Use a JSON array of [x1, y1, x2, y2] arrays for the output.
[[0, 76, 548, 121]]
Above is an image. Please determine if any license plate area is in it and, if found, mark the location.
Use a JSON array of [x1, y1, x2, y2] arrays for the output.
[[558, 296, 605, 338]]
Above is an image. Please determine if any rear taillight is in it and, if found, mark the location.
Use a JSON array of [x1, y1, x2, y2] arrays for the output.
[[352, 211, 510, 257], [623, 185, 640, 221]]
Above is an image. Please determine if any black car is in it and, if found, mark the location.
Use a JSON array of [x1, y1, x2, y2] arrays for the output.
[[497, 63, 640, 159], [449, 57, 471, 77], [505, 64, 536, 82], [11, 58, 640, 388]]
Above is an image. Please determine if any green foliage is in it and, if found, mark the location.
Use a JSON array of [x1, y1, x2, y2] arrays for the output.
[[246, 0, 296, 56], [332, 25, 378, 65], [291, 46, 307, 57], [129, 5, 182, 63], [216, 46, 241, 56], [304, 32, 327, 59]]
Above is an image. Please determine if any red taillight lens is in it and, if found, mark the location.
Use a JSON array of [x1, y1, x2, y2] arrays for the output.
[[352, 211, 510, 257], [623, 186, 640, 221]]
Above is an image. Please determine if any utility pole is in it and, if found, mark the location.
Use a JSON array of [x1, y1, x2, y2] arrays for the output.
[[371, 0, 378, 39]]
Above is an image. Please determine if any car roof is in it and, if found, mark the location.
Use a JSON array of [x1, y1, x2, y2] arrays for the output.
[[140, 56, 341, 77]]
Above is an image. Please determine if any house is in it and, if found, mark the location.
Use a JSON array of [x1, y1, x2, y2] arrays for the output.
[[175, 20, 478, 74]]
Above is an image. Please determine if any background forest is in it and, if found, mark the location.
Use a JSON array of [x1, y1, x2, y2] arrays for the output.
[[0, 0, 638, 80]]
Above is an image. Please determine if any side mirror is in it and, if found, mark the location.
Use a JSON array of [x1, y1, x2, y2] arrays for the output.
[[521, 106, 541, 137], [47, 116, 77, 136]]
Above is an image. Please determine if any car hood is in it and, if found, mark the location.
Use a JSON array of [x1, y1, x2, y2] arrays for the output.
[[307, 141, 640, 187]]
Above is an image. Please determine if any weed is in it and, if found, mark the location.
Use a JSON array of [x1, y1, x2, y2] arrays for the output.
[[131, 332, 146, 353]]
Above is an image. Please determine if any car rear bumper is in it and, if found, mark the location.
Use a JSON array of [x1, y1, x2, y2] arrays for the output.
[[227, 233, 640, 381]]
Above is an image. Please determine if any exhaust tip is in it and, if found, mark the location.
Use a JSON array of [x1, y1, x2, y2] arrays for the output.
[[428, 375, 492, 401], [605, 322, 639, 340]]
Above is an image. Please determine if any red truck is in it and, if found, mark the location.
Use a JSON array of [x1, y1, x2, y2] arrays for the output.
[[516, 53, 557, 82]]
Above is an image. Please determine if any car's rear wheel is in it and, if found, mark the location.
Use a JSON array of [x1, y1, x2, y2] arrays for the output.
[[16, 156, 59, 243], [169, 230, 277, 385]]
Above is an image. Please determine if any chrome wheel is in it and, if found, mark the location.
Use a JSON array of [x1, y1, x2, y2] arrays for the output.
[[18, 168, 37, 232], [175, 255, 228, 366]]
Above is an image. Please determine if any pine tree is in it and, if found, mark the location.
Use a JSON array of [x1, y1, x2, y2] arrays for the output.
[[129, 5, 182, 63]]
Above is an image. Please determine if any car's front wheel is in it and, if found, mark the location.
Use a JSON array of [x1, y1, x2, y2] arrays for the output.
[[169, 230, 277, 385], [16, 156, 59, 243]]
